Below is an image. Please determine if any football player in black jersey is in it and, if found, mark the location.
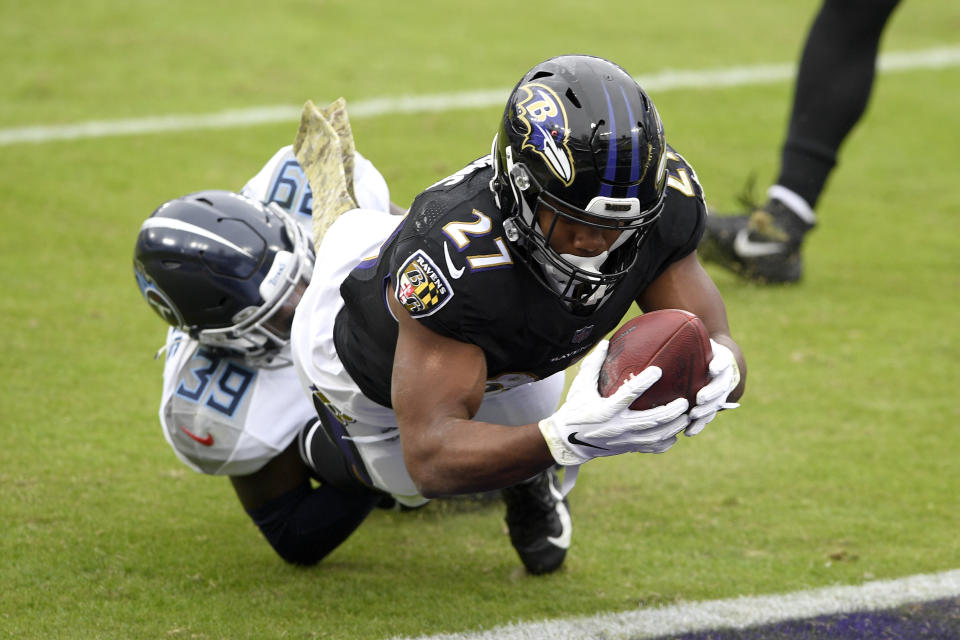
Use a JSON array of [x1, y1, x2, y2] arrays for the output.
[[292, 55, 746, 574], [700, 0, 902, 283]]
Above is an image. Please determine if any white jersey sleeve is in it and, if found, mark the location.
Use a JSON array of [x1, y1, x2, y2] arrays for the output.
[[158, 329, 316, 476], [241, 145, 392, 239]]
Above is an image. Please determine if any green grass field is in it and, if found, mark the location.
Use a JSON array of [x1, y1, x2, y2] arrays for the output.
[[2, 1, 959, 638]]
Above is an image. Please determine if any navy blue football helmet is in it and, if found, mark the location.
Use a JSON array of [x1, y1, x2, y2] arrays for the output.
[[491, 55, 667, 308], [133, 190, 313, 362]]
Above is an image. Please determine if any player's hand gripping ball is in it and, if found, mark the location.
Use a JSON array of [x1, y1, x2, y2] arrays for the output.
[[598, 310, 713, 410]]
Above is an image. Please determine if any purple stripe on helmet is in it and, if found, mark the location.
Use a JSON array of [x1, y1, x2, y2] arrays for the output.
[[600, 83, 616, 197], [620, 84, 640, 199]]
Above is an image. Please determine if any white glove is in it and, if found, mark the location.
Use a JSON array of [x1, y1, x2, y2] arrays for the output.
[[538, 341, 690, 466], [686, 339, 741, 436]]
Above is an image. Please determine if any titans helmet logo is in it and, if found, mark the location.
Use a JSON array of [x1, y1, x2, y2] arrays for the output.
[[514, 83, 574, 186], [134, 264, 185, 328]]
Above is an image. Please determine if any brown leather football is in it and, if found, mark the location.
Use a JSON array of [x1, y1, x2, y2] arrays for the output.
[[598, 309, 712, 410]]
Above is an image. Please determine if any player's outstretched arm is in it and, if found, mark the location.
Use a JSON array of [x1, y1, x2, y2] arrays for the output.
[[389, 294, 555, 497], [389, 295, 699, 487]]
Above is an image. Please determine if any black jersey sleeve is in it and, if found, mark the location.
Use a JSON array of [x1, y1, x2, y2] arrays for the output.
[[386, 158, 517, 348], [389, 229, 466, 341]]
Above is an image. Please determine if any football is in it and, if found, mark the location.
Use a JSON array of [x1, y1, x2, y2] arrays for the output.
[[598, 309, 713, 410]]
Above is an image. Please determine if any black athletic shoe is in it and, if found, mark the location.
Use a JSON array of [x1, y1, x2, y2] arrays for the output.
[[699, 198, 814, 284], [502, 467, 571, 575]]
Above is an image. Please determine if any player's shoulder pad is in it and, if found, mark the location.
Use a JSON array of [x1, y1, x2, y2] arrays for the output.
[[421, 154, 493, 194], [404, 155, 497, 240], [655, 143, 707, 248], [664, 143, 705, 203], [392, 159, 510, 320]]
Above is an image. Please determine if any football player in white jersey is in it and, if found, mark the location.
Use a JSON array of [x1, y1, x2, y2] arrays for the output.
[[134, 106, 405, 564]]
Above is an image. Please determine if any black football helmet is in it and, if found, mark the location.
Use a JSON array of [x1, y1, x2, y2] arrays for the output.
[[133, 190, 313, 363], [491, 54, 667, 308]]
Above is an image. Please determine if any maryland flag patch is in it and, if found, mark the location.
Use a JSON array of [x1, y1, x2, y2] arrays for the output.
[[395, 250, 453, 317]]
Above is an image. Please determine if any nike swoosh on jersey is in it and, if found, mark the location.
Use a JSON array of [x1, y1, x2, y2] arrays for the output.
[[180, 425, 214, 446], [443, 242, 465, 279], [546, 480, 572, 549], [733, 228, 787, 258], [567, 432, 606, 449]]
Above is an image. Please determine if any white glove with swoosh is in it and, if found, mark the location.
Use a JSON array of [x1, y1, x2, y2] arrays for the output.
[[538, 341, 690, 466], [686, 339, 741, 436]]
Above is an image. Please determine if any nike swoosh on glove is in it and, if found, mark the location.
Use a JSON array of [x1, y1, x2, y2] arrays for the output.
[[686, 339, 741, 437], [538, 341, 690, 466]]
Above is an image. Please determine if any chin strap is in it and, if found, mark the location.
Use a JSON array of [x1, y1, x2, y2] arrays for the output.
[[541, 251, 610, 307], [153, 333, 188, 360]]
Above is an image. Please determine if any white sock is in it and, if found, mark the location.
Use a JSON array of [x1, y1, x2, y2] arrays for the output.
[[768, 185, 817, 226]]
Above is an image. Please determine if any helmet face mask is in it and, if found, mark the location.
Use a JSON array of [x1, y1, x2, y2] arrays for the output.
[[192, 240, 307, 357], [492, 55, 668, 309], [134, 191, 313, 366]]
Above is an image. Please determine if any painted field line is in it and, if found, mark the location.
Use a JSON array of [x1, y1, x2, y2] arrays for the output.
[[1, 45, 959, 147], [391, 569, 960, 640]]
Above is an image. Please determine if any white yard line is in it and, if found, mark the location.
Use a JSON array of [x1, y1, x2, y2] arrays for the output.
[[1, 46, 958, 147], [391, 569, 960, 640]]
